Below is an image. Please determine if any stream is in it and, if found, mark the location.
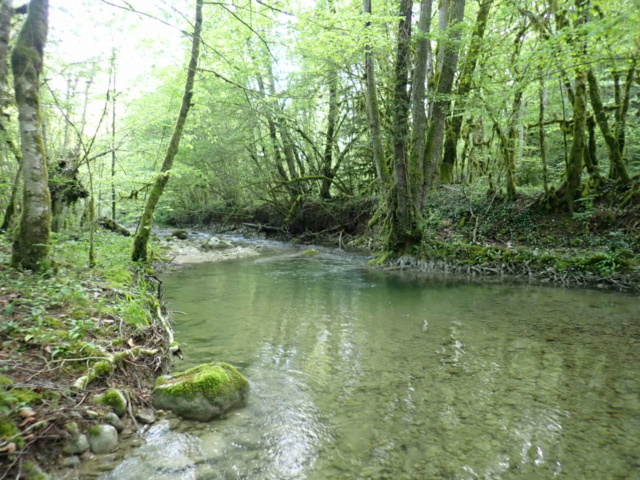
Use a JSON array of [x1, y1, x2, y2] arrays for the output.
[[97, 238, 640, 479]]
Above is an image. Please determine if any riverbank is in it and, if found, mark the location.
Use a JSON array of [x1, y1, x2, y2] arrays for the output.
[[0, 231, 173, 479], [165, 187, 640, 293]]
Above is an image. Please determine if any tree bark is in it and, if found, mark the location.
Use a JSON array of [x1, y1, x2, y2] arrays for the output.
[[586, 68, 630, 184], [363, 0, 389, 191], [410, 0, 433, 191], [422, 0, 466, 199], [10, 0, 50, 270], [0, 0, 12, 111], [565, 68, 587, 214], [320, 67, 339, 199], [387, 0, 421, 251], [440, 0, 492, 183], [132, 0, 202, 262], [538, 74, 549, 194]]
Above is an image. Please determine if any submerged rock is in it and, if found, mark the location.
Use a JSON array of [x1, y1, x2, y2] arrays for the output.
[[88, 424, 118, 454], [152, 362, 249, 422], [200, 236, 233, 251]]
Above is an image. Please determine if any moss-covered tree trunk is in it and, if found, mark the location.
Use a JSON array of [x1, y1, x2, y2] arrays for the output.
[[440, 0, 492, 184], [586, 68, 630, 185], [132, 0, 203, 262], [422, 0, 466, 199], [10, 0, 50, 271], [320, 67, 338, 199], [409, 0, 433, 193], [0, 0, 12, 110], [0, 123, 22, 231], [363, 0, 389, 192], [565, 68, 587, 214], [387, 0, 422, 252]]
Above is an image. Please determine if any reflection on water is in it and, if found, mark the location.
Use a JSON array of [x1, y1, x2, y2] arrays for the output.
[[101, 246, 640, 480]]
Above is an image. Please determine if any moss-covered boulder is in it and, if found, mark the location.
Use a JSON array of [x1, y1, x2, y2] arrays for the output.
[[152, 363, 249, 422], [95, 388, 127, 417], [171, 229, 189, 240]]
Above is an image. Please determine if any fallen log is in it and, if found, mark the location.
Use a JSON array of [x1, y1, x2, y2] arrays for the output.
[[98, 217, 131, 236]]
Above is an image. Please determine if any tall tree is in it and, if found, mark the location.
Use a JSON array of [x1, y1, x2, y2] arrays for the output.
[[440, 0, 492, 183], [422, 0, 466, 199], [387, 0, 422, 251], [410, 0, 433, 195], [363, 0, 389, 192], [132, 0, 203, 262], [10, 0, 50, 270]]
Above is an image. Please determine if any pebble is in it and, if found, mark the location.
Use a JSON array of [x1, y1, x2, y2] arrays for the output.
[[62, 456, 81, 468], [103, 412, 125, 432], [135, 410, 156, 425]]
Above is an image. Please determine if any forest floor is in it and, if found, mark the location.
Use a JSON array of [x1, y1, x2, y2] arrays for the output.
[[167, 185, 640, 293], [0, 231, 173, 479]]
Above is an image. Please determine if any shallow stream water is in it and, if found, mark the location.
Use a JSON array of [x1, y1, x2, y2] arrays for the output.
[[100, 242, 640, 480]]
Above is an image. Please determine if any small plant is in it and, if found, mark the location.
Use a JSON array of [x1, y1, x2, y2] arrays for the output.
[[69, 319, 96, 341]]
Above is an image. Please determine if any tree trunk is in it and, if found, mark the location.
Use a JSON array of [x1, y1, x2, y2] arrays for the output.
[[410, 0, 433, 192], [613, 62, 635, 161], [583, 115, 601, 185], [440, 0, 492, 183], [111, 53, 117, 221], [422, 0, 466, 199], [10, 0, 50, 271], [0, 162, 21, 232], [132, 0, 202, 262], [363, 0, 389, 191], [565, 69, 587, 213], [538, 74, 549, 194], [0, 117, 22, 230], [320, 67, 339, 199], [255, 73, 288, 183], [387, 0, 421, 251], [0, 0, 12, 111], [586, 68, 630, 184]]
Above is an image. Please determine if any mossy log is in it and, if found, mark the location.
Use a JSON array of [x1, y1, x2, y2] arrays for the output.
[[73, 346, 158, 390], [98, 216, 131, 236]]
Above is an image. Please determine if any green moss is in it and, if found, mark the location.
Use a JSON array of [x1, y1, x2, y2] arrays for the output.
[[93, 361, 115, 377], [88, 425, 102, 436], [171, 229, 189, 240], [0, 374, 14, 386], [155, 363, 249, 402], [301, 248, 319, 257], [21, 461, 48, 480], [0, 416, 19, 439], [95, 388, 127, 415], [11, 388, 42, 404]]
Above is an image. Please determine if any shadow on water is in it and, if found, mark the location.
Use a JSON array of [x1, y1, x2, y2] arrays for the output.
[[97, 245, 640, 480]]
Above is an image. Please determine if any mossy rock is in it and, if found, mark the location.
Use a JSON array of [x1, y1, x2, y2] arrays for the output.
[[152, 362, 249, 422], [301, 248, 319, 257], [95, 388, 127, 417], [171, 229, 189, 240]]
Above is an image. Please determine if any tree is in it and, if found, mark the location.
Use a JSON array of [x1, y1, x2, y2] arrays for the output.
[[132, 0, 203, 262], [11, 0, 50, 270]]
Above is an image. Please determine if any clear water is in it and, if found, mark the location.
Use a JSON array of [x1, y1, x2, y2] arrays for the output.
[[101, 245, 640, 480]]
